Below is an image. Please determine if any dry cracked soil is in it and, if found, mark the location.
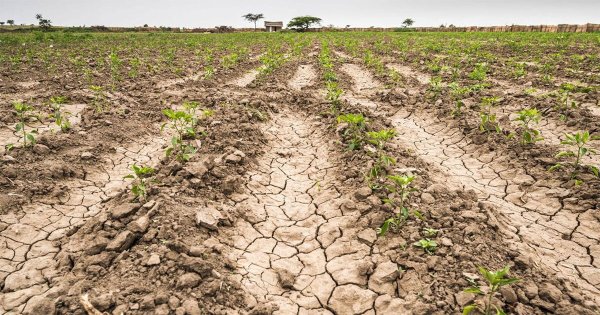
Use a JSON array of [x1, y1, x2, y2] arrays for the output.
[[1, 45, 600, 315]]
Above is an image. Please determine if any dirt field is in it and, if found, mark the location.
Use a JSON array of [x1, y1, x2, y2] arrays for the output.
[[1, 31, 599, 314]]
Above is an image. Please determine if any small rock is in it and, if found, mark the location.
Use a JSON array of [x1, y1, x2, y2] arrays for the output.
[[177, 273, 202, 289], [224, 154, 242, 164], [182, 299, 201, 315], [354, 187, 372, 200], [80, 152, 93, 160], [106, 231, 137, 252], [420, 192, 435, 204], [275, 269, 295, 289], [85, 237, 109, 255], [454, 291, 475, 306], [357, 229, 377, 246], [189, 246, 204, 257], [127, 215, 150, 233], [33, 144, 50, 154], [140, 294, 155, 310], [146, 254, 161, 266], [91, 293, 115, 311], [155, 293, 169, 305], [2, 155, 15, 162], [168, 296, 181, 310], [111, 203, 140, 219], [154, 304, 170, 315], [500, 286, 518, 304], [539, 283, 562, 303], [143, 200, 156, 209], [522, 281, 538, 299], [195, 207, 223, 231]]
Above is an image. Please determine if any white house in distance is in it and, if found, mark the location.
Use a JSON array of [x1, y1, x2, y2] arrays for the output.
[[264, 21, 283, 32]]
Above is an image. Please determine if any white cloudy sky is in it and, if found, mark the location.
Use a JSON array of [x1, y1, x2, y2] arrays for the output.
[[2, 0, 599, 28]]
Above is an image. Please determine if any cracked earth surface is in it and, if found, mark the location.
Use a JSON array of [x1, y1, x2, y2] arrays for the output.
[[341, 61, 600, 299], [215, 110, 404, 314], [0, 133, 167, 313]]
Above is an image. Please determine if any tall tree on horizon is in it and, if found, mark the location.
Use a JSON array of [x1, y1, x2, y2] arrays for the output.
[[402, 18, 415, 28], [242, 13, 265, 31]]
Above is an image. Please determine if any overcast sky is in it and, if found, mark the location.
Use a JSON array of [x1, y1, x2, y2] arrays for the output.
[[2, 0, 599, 28]]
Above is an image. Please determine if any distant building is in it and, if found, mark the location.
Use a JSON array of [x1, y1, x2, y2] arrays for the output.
[[265, 21, 283, 32]]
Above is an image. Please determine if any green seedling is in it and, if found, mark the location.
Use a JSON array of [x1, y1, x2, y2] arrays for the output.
[[428, 76, 443, 99], [337, 113, 367, 150], [326, 81, 343, 112], [423, 227, 439, 238], [479, 96, 501, 133], [463, 266, 520, 315], [90, 85, 107, 113], [555, 83, 578, 121], [413, 238, 437, 254], [161, 108, 198, 162], [549, 131, 599, 183], [49, 96, 71, 132], [13, 102, 38, 148], [377, 174, 419, 237], [366, 129, 397, 184], [514, 108, 543, 145], [124, 164, 155, 200], [468, 63, 487, 81]]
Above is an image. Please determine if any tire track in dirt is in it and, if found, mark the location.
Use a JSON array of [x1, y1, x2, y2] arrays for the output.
[[288, 65, 316, 91], [213, 109, 405, 314], [0, 130, 168, 313], [228, 69, 260, 88], [0, 104, 86, 153], [341, 62, 600, 299]]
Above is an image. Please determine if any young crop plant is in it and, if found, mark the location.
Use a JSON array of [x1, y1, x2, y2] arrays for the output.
[[479, 96, 501, 133], [549, 131, 600, 183], [49, 96, 71, 132], [124, 164, 155, 200], [377, 174, 420, 237], [365, 129, 397, 185], [326, 81, 343, 113], [463, 266, 519, 315], [11, 102, 38, 149], [555, 83, 581, 121], [161, 108, 199, 162], [449, 83, 472, 117], [427, 76, 443, 100], [336, 113, 367, 150], [422, 227, 439, 238], [90, 85, 107, 113], [514, 108, 543, 145], [468, 63, 487, 81], [413, 238, 437, 254], [108, 51, 122, 90]]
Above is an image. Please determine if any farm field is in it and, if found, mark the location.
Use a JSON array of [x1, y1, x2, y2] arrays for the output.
[[0, 31, 599, 314]]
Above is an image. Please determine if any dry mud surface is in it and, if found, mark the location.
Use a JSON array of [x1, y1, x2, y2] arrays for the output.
[[1, 45, 600, 315]]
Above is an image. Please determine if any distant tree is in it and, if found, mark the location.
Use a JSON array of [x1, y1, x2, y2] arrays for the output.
[[402, 18, 415, 28], [449, 24, 456, 28], [0, 22, 5, 26], [345, 25, 351, 28], [440, 24, 446, 28], [7, 20, 14, 26], [287, 16, 322, 32], [242, 13, 264, 31], [35, 14, 52, 31], [143, 24, 148, 27]]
